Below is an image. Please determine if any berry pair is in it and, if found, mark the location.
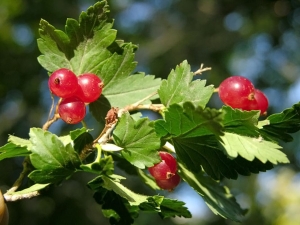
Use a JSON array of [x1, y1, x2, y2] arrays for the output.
[[218, 76, 268, 115], [148, 152, 180, 191], [48, 68, 103, 124]]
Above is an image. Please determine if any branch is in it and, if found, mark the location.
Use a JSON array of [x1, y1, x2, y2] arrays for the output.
[[4, 191, 40, 202], [194, 63, 212, 75]]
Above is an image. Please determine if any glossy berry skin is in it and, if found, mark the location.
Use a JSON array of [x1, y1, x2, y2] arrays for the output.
[[48, 68, 78, 98], [58, 97, 86, 124], [75, 73, 103, 103], [244, 89, 269, 115], [155, 173, 181, 191], [218, 76, 255, 109], [148, 152, 177, 180]]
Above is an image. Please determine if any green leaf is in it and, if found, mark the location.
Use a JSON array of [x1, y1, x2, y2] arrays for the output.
[[28, 128, 81, 183], [6, 183, 50, 196], [158, 60, 214, 107], [155, 102, 223, 138], [81, 155, 114, 175], [90, 175, 191, 224], [178, 163, 246, 222], [219, 132, 289, 164], [156, 198, 192, 219], [37, 1, 111, 72], [90, 44, 161, 123], [260, 102, 300, 142], [8, 135, 32, 148], [113, 113, 161, 169], [222, 106, 260, 136], [0, 142, 30, 161], [93, 187, 137, 225]]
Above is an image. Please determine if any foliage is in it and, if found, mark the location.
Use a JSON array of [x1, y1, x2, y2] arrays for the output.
[[1, 1, 300, 225]]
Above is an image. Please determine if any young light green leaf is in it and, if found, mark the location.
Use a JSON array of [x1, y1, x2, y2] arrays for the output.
[[158, 60, 214, 108], [260, 102, 300, 142], [178, 163, 246, 222], [8, 135, 32, 148], [113, 112, 161, 169], [28, 128, 81, 183], [0, 143, 30, 161], [219, 132, 289, 164]]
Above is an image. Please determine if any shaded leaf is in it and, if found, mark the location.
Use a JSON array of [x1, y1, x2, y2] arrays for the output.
[[178, 163, 246, 222]]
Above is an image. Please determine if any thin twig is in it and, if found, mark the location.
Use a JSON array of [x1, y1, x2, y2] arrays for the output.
[[6, 157, 32, 194], [194, 63, 212, 75], [4, 191, 40, 202]]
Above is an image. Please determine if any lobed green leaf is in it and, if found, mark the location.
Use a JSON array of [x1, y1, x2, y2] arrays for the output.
[[158, 60, 214, 108]]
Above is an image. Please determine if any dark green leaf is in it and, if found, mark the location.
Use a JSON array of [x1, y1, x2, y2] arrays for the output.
[[93, 187, 136, 225], [178, 163, 246, 222], [260, 102, 300, 142], [158, 60, 214, 108], [157, 198, 192, 219], [81, 155, 114, 175], [113, 113, 161, 169], [28, 128, 81, 183]]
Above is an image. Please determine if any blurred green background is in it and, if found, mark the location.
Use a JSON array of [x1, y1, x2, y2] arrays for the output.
[[1, 0, 300, 224]]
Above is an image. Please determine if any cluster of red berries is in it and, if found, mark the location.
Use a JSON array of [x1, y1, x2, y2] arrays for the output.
[[148, 151, 180, 191], [48, 68, 103, 124], [218, 76, 269, 115]]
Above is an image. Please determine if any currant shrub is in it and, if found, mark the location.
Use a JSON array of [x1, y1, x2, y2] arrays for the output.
[[58, 97, 86, 124], [148, 151, 177, 180], [48, 68, 79, 98], [218, 76, 255, 109], [75, 73, 103, 103]]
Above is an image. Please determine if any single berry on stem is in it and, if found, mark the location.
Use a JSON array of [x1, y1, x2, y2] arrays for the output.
[[218, 76, 255, 109], [58, 97, 86, 124], [48, 68, 79, 98], [155, 173, 181, 191], [148, 151, 177, 180], [75, 73, 103, 103]]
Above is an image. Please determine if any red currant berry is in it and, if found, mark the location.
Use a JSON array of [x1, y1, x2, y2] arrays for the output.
[[48, 68, 78, 98], [75, 73, 103, 103], [148, 152, 177, 180], [244, 89, 268, 115], [218, 76, 255, 109], [155, 173, 181, 191], [254, 89, 268, 115], [58, 97, 86, 124]]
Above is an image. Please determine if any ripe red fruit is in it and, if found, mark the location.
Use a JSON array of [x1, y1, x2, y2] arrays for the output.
[[48, 68, 78, 98], [218, 76, 256, 109], [155, 173, 181, 191], [58, 97, 86, 124], [148, 152, 177, 180], [244, 89, 269, 115], [75, 73, 103, 103]]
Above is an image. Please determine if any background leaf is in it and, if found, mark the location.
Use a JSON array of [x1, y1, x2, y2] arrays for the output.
[[158, 60, 214, 107], [113, 113, 161, 169]]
